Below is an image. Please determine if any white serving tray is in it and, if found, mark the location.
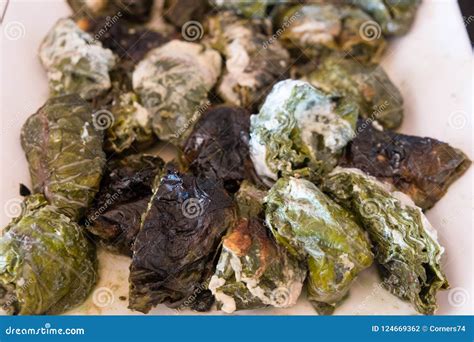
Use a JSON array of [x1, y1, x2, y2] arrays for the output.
[[0, 0, 472, 315]]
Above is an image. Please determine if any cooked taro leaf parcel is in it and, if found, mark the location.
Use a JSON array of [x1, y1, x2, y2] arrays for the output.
[[0, 0, 471, 317], [322, 168, 449, 315], [129, 169, 236, 313], [0, 194, 97, 315], [265, 177, 373, 314]]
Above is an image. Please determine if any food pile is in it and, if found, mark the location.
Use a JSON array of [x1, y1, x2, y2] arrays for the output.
[[0, 0, 471, 316]]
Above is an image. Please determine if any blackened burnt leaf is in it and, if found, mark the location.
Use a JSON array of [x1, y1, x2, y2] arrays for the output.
[[340, 122, 472, 210], [182, 105, 257, 193], [163, 0, 211, 27], [20, 95, 106, 220], [0, 195, 97, 315], [129, 169, 236, 313], [85, 154, 164, 255], [68, 0, 154, 23], [322, 168, 449, 314], [77, 16, 169, 64]]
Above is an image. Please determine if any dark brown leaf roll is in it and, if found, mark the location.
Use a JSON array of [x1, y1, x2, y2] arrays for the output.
[[129, 169, 236, 313], [340, 122, 471, 209], [182, 105, 258, 193], [68, 0, 154, 23], [84, 154, 164, 255]]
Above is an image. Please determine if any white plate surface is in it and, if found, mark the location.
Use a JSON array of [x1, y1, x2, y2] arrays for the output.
[[0, 0, 472, 315]]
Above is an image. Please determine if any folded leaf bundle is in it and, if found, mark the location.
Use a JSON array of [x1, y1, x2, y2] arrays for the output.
[[183, 105, 256, 193], [301, 56, 404, 130], [39, 18, 116, 100], [272, 3, 386, 64], [249, 79, 358, 186], [105, 92, 155, 153], [265, 177, 373, 314], [21, 95, 106, 220], [85, 154, 164, 255], [205, 11, 291, 110], [209, 217, 306, 313], [129, 169, 236, 313], [0, 195, 97, 315], [132, 40, 222, 143], [340, 122, 471, 210], [322, 167, 449, 314]]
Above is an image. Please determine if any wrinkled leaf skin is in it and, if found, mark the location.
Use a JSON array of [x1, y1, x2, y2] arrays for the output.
[[21, 95, 106, 220], [182, 105, 258, 193], [84, 154, 164, 256], [351, 0, 421, 36], [273, 4, 386, 64], [249, 79, 358, 186], [129, 169, 236, 313], [265, 177, 373, 314], [39, 19, 116, 100], [77, 16, 168, 65], [210, 218, 306, 313], [322, 168, 449, 314], [132, 40, 222, 143], [205, 12, 291, 111], [303, 56, 404, 130], [340, 122, 472, 210], [0, 195, 97, 315]]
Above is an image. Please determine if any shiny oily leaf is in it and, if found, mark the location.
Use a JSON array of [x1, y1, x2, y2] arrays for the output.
[[209, 218, 306, 313], [322, 167, 449, 314], [0, 194, 97, 315], [273, 4, 386, 64], [84, 154, 164, 256], [21, 94, 106, 220], [205, 12, 291, 111], [129, 169, 236, 313], [132, 40, 222, 143], [39, 18, 116, 100], [249, 79, 358, 186], [182, 105, 257, 193], [302, 56, 403, 130], [352, 0, 421, 36], [340, 122, 471, 210], [265, 177, 373, 314]]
